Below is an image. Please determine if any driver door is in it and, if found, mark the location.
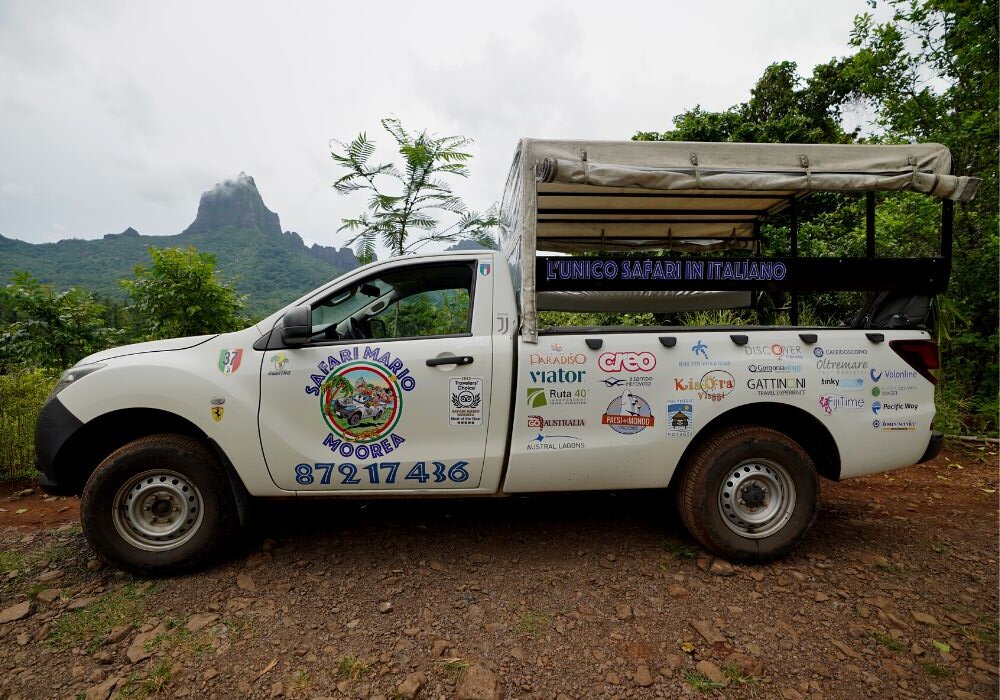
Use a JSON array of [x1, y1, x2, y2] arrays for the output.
[[258, 258, 494, 492]]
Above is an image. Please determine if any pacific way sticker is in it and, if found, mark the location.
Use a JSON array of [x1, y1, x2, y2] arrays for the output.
[[449, 376, 483, 427], [218, 348, 243, 374], [666, 401, 694, 437]]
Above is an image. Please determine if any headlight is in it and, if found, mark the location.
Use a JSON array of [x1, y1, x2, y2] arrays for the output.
[[49, 363, 106, 399]]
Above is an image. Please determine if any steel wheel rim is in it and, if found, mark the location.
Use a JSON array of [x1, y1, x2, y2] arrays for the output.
[[112, 469, 204, 552], [718, 458, 796, 539]]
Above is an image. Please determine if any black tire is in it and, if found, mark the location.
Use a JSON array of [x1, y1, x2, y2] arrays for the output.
[[80, 434, 239, 576], [676, 425, 818, 562], [348, 412, 362, 427]]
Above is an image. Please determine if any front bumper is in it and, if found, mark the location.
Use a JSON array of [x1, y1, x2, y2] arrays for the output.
[[917, 431, 944, 464], [34, 395, 83, 495]]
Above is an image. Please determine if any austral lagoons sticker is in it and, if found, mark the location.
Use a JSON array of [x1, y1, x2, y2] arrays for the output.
[[602, 390, 654, 434], [304, 346, 416, 459]]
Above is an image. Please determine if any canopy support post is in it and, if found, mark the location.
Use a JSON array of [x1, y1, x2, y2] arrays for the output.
[[866, 192, 876, 257], [941, 199, 954, 260], [790, 197, 799, 326]]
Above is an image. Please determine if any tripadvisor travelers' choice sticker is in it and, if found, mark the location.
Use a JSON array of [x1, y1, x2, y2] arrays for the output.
[[602, 390, 654, 435], [218, 348, 243, 374], [666, 401, 694, 437], [449, 376, 483, 426], [304, 346, 416, 459]]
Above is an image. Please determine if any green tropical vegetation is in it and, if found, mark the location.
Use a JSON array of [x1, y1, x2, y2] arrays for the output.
[[0, 246, 246, 479], [120, 246, 248, 340], [331, 117, 498, 264], [556, 0, 998, 435]]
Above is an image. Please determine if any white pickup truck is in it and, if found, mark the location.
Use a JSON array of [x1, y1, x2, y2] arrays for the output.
[[35, 140, 978, 574]]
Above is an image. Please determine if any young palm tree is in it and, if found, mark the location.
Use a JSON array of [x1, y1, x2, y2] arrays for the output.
[[331, 117, 497, 264]]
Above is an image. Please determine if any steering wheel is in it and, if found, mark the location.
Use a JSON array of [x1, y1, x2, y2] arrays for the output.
[[350, 317, 367, 339]]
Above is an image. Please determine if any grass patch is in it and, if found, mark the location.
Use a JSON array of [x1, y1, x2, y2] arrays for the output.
[[661, 540, 699, 560], [513, 609, 551, 638], [921, 661, 953, 678], [28, 543, 75, 564], [872, 631, 906, 651], [684, 671, 727, 692], [48, 581, 152, 652], [722, 664, 759, 685], [970, 619, 999, 645], [288, 669, 311, 696], [438, 657, 471, 682], [116, 659, 171, 700], [151, 618, 214, 659], [0, 550, 24, 575], [875, 563, 908, 576], [219, 615, 255, 642], [336, 655, 370, 680]]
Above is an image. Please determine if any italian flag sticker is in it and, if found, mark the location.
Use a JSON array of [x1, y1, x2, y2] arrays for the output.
[[218, 348, 243, 374]]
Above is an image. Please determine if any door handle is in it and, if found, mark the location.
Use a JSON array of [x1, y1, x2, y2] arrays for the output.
[[426, 355, 474, 367]]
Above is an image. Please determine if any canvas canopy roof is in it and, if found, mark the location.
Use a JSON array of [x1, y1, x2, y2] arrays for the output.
[[499, 139, 979, 342]]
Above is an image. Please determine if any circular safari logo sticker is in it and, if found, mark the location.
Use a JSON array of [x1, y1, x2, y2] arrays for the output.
[[320, 361, 403, 444], [601, 390, 655, 435]]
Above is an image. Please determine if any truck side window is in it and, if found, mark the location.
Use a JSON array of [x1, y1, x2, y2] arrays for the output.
[[310, 262, 474, 343]]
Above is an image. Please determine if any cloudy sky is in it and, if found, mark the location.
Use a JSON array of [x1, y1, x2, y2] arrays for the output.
[[0, 1, 887, 251]]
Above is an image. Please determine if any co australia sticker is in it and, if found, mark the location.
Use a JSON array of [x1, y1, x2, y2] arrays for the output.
[[305, 347, 417, 459], [601, 390, 655, 435]]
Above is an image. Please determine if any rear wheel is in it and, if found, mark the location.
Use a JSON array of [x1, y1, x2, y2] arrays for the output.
[[676, 425, 818, 562], [81, 434, 239, 575]]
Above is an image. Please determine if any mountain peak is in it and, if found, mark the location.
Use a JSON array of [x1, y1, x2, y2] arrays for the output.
[[104, 226, 140, 240], [181, 172, 281, 236]]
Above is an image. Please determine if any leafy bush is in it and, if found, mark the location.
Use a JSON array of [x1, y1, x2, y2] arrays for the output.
[[0, 368, 57, 480]]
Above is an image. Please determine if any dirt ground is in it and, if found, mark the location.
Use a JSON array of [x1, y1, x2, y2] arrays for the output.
[[0, 441, 997, 700]]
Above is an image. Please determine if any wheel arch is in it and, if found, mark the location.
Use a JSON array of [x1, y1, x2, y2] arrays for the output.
[[670, 402, 841, 486], [51, 409, 251, 524]]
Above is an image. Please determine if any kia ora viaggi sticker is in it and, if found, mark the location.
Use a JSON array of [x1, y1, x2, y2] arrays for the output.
[[304, 346, 416, 459]]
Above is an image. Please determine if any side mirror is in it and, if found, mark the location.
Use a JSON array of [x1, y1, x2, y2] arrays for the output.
[[280, 305, 313, 346]]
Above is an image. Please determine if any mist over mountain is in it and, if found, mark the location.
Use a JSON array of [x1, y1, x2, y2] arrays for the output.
[[0, 174, 360, 316]]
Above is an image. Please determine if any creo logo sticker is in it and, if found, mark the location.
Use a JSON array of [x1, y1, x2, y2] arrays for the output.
[[598, 351, 656, 373]]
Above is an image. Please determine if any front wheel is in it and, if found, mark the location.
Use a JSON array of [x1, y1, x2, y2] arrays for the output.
[[81, 434, 239, 575], [676, 425, 818, 562]]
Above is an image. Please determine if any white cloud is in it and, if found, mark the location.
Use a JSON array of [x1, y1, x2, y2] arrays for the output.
[[0, 0, 889, 249]]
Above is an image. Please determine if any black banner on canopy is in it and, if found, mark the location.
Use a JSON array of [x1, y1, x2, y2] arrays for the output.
[[536, 256, 949, 294]]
